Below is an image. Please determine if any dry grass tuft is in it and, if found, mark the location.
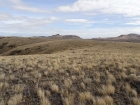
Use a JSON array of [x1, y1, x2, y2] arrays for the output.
[[131, 89, 137, 97], [8, 94, 22, 105], [0, 82, 4, 89], [132, 97, 140, 105], [63, 94, 75, 105], [37, 88, 45, 99], [125, 83, 131, 93], [104, 96, 114, 105], [0, 73, 5, 80], [50, 84, 59, 93], [79, 92, 93, 102], [64, 78, 72, 88], [99, 85, 115, 95], [42, 97, 51, 105], [80, 82, 86, 90], [96, 97, 106, 105]]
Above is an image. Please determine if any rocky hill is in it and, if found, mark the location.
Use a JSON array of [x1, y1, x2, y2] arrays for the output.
[[111, 34, 140, 40], [48, 34, 82, 39], [93, 34, 140, 42]]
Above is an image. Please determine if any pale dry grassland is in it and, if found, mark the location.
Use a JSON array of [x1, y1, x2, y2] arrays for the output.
[[0, 46, 140, 105]]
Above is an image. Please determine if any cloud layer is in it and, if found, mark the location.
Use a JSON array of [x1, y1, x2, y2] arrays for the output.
[[58, 0, 140, 16], [9, 0, 47, 13], [0, 0, 140, 38], [64, 19, 94, 24], [0, 12, 58, 32]]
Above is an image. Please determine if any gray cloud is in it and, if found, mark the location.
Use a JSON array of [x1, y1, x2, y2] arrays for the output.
[[0, 12, 59, 32], [0, 12, 14, 21], [9, 0, 48, 13]]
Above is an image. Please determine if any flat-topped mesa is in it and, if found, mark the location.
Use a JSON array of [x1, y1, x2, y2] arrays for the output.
[[62, 35, 82, 39], [48, 34, 82, 39], [48, 34, 62, 39]]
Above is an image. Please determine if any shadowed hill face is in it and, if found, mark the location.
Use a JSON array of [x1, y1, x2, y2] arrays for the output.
[[0, 35, 82, 55], [1, 40, 95, 56], [62, 35, 82, 39], [1, 34, 140, 56], [0, 39, 140, 56], [48, 34, 63, 38], [0, 37, 51, 55]]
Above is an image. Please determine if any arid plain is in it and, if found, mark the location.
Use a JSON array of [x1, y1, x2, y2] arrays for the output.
[[0, 35, 140, 105]]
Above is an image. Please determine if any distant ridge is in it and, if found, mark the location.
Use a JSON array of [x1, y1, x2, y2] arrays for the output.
[[48, 34, 82, 39], [0, 33, 140, 56], [0, 34, 82, 39], [92, 33, 140, 42], [33, 34, 82, 39], [117, 34, 140, 40]]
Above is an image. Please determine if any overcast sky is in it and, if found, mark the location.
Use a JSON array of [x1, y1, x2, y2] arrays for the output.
[[0, 0, 140, 38]]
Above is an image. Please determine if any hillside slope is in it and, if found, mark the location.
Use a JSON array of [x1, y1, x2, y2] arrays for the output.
[[0, 35, 82, 55], [0, 37, 51, 54], [0, 46, 140, 105], [92, 34, 140, 42], [110, 34, 140, 41], [1, 39, 140, 56]]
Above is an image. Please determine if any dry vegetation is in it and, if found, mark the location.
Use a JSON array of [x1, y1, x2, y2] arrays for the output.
[[0, 36, 81, 55], [1, 37, 140, 56], [0, 40, 140, 105]]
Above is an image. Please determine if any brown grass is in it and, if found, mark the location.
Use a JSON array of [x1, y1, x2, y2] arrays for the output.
[[0, 38, 140, 56], [99, 84, 115, 95], [8, 94, 22, 105], [0, 40, 140, 105], [50, 84, 59, 93]]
